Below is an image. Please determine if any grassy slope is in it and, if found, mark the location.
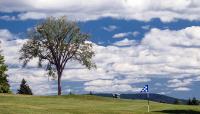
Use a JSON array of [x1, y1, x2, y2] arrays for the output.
[[0, 94, 199, 114]]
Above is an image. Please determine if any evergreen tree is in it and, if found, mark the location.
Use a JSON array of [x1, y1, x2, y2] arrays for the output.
[[89, 91, 93, 95], [187, 98, 192, 105], [0, 54, 10, 93], [17, 78, 33, 95], [192, 97, 199, 105], [69, 91, 73, 95], [68, 89, 73, 95]]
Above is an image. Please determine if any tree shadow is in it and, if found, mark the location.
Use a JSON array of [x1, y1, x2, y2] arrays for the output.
[[154, 109, 200, 114]]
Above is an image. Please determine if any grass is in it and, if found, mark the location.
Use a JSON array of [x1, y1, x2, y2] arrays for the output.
[[0, 94, 199, 114]]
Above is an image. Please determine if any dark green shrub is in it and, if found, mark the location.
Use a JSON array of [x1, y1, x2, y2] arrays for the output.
[[17, 78, 33, 95]]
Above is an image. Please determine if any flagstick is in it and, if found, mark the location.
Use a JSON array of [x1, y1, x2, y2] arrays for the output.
[[141, 85, 150, 112], [147, 92, 150, 112]]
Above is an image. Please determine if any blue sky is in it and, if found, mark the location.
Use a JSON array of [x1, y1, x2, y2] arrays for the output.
[[0, 0, 200, 99]]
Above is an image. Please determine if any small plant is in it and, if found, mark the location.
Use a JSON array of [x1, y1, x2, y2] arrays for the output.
[[17, 78, 33, 95]]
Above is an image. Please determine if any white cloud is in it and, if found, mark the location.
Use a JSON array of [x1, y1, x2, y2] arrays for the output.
[[174, 87, 191, 91], [113, 38, 136, 46], [102, 25, 118, 32], [141, 25, 150, 30], [1, 26, 200, 94], [8, 68, 56, 95], [0, 29, 14, 40], [18, 12, 47, 20], [0, 16, 16, 21], [1, 0, 200, 22], [112, 32, 139, 38], [167, 78, 193, 89], [155, 83, 162, 86], [132, 31, 140, 37], [84, 84, 141, 93], [84, 78, 150, 87], [113, 32, 130, 38]]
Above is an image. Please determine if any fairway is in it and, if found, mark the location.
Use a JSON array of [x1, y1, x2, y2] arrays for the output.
[[0, 94, 199, 114]]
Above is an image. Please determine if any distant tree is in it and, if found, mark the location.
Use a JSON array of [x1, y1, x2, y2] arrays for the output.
[[174, 99, 181, 104], [0, 52, 10, 93], [19, 16, 96, 95], [191, 97, 199, 105], [89, 91, 93, 95], [187, 97, 199, 105], [69, 91, 73, 95], [17, 78, 33, 95], [187, 98, 192, 105]]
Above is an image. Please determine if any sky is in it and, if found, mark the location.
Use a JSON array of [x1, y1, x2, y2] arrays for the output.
[[0, 0, 200, 99]]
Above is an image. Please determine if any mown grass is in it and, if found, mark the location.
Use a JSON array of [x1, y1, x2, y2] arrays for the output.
[[0, 94, 199, 114]]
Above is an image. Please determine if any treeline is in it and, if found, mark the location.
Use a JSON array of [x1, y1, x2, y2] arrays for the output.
[[174, 97, 199, 105], [187, 97, 199, 105]]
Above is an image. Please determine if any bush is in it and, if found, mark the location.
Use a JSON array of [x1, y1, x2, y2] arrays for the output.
[[17, 78, 33, 95]]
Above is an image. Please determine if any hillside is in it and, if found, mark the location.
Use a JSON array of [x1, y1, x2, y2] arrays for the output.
[[0, 94, 199, 114], [94, 93, 188, 104]]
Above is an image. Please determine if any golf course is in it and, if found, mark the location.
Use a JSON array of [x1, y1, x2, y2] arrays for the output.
[[1, 1, 200, 114], [0, 94, 199, 114]]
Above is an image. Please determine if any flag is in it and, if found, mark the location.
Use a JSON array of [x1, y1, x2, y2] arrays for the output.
[[141, 85, 148, 93], [140, 85, 150, 112]]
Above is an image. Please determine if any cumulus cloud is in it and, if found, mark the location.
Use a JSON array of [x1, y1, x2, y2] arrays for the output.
[[1, 0, 200, 22], [167, 78, 193, 91], [84, 79, 144, 93], [1, 26, 200, 94], [0, 29, 14, 40]]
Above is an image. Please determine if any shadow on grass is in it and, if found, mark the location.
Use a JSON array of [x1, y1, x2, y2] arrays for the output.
[[154, 110, 200, 114]]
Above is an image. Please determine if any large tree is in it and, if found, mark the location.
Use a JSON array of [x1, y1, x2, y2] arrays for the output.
[[19, 17, 96, 95]]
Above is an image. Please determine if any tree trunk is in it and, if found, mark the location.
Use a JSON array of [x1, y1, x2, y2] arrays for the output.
[[57, 72, 62, 95]]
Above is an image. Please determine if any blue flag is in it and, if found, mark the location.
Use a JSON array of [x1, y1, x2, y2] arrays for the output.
[[141, 85, 148, 93]]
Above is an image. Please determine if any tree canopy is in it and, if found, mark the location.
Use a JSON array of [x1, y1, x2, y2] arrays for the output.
[[19, 16, 96, 95]]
